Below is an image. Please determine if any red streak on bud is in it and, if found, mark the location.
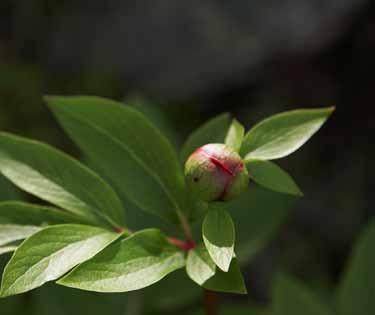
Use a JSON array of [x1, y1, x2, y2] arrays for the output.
[[195, 147, 244, 200]]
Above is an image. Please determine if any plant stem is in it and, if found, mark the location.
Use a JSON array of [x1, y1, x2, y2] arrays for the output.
[[177, 211, 193, 241], [204, 290, 218, 315], [167, 237, 195, 251]]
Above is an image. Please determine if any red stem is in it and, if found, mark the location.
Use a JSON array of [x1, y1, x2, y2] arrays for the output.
[[167, 237, 196, 251], [204, 290, 218, 315]]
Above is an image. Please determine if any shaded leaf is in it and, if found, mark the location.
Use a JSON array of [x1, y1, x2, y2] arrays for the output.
[[33, 283, 131, 315], [241, 107, 334, 160], [337, 222, 375, 315], [246, 160, 302, 196], [127, 95, 179, 149], [181, 113, 231, 164], [219, 303, 271, 315], [202, 205, 235, 272], [46, 96, 186, 224], [0, 224, 119, 297], [0, 132, 124, 229], [273, 274, 334, 315], [0, 177, 17, 201], [225, 119, 245, 152], [204, 258, 247, 294], [58, 229, 185, 292], [0, 201, 86, 226], [144, 269, 202, 312], [228, 184, 295, 265]]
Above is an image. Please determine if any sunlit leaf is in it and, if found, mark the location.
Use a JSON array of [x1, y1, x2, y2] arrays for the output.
[[186, 244, 216, 286], [0, 224, 119, 297], [225, 119, 245, 152], [0, 133, 124, 229], [0, 224, 41, 246], [202, 204, 235, 272], [58, 229, 185, 292], [241, 107, 334, 160]]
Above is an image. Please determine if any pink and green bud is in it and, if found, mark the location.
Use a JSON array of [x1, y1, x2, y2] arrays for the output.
[[184, 143, 249, 202]]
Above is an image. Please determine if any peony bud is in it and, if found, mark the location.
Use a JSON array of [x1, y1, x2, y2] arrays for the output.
[[185, 143, 249, 202]]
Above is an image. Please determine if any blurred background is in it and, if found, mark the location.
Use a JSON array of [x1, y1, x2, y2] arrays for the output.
[[0, 0, 372, 314]]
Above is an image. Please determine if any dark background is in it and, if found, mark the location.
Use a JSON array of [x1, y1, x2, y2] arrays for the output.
[[0, 1, 372, 314]]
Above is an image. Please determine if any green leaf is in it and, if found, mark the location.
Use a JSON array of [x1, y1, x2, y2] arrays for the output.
[[46, 96, 186, 223], [186, 244, 246, 294], [225, 119, 245, 152], [0, 224, 41, 246], [0, 176, 17, 201], [241, 107, 334, 160], [0, 246, 16, 256], [0, 132, 124, 229], [246, 160, 302, 196], [202, 204, 235, 272], [0, 224, 119, 297], [0, 201, 86, 226], [273, 274, 334, 315], [219, 304, 270, 315], [0, 202, 85, 249], [33, 283, 131, 315], [228, 184, 294, 265], [337, 222, 375, 315], [203, 258, 247, 294], [144, 269, 202, 312], [127, 95, 179, 149], [186, 243, 216, 286], [58, 229, 185, 292], [180, 113, 231, 163]]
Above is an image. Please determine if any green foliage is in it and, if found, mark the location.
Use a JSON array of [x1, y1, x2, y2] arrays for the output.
[[273, 274, 334, 315], [241, 107, 334, 160], [0, 247, 16, 256], [228, 184, 295, 264], [186, 243, 216, 286], [58, 229, 185, 292], [186, 244, 246, 294], [0, 133, 124, 229], [337, 222, 375, 315], [0, 224, 119, 297], [246, 160, 302, 196], [0, 177, 17, 201], [0, 96, 333, 301], [0, 224, 41, 247], [0, 201, 85, 225], [224, 119, 245, 152], [202, 204, 235, 271], [203, 258, 247, 294], [47, 96, 187, 224], [180, 113, 231, 163]]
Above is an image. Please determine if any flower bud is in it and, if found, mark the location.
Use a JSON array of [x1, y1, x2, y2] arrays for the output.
[[185, 143, 249, 202]]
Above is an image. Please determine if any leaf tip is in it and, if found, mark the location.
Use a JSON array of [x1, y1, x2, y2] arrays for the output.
[[294, 187, 304, 197], [327, 105, 336, 113], [0, 286, 9, 298], [43, 94, 56, 102], [239, 285, 248, 295]]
